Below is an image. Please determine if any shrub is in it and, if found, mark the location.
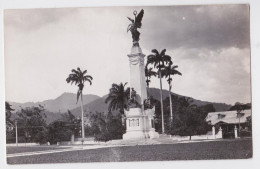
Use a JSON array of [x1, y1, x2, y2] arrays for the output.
[[94, 131, 111, 142], [35, 131, 48, 145], [239, 130, 252, 138], [47, 121, 73, 145], [223, 132, 235, 139]]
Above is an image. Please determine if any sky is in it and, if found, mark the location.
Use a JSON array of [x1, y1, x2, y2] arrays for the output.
[[4, 5, 251, 105]]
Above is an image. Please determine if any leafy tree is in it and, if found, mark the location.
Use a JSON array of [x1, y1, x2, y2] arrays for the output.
[[161, 64, 182, 126], [146, 49, 172, 133], [5, 102, 15, 142], [86, 111, 125, 142], [47, 120, 73, 145], [106, 112, 125, 140], [105, 83, 130, 115], [15, 105, 47, 143], [5, 102, 14, 125], [61, 110, 81, 137], [66, 67, 93, 139], [246, 115, 252, 131], [35, 130, 48, 145], [46, 111, 81, 145], [154, 96, 210, 139], [170, 97, 210, 140], [199, 104, 216, 117], [229, 102, 251, 111]]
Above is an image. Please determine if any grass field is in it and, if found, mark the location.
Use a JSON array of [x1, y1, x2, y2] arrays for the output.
[[7, 138, 252, 164], [6, 146, 69, 154]]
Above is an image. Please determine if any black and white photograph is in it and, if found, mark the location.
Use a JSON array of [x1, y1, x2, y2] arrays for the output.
[[1, 1, 256, 166]]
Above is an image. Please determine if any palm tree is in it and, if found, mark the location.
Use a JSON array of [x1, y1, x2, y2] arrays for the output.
[[161, 64, 182, 125], [144, 66, 157, 96], [105, 82, 130, 115], [146, 49, 172, 133], [66, 67, 93, 140]]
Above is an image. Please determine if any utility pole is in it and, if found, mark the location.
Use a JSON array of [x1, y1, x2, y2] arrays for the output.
[[15, 120, 18, 147]]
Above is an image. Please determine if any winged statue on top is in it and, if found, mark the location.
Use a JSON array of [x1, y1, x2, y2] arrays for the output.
[[127, 9, 144, 46]]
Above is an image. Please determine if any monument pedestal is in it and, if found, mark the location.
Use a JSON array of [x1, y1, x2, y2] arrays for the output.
[[123, 107, 159, 140], [123, 108, 146, 140]]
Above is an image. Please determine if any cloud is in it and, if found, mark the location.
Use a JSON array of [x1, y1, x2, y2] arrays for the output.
[[4, 5, 251, 104], [4, 8, 79, 32], [155, 47, 251, 104], [141, 5, 250, 50]]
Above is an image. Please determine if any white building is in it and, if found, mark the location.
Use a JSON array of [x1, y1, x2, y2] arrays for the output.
[[205, 109, 251, 138]]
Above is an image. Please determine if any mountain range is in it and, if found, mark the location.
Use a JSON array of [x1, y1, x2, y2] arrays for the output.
[[9, 92, 100, 113], [9, 88, 232, 124]]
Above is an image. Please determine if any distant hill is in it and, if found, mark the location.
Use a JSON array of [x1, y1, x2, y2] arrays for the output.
[[9, 93, 100, 113], [148, 88, 231, 111], [70, 95, 120, 117], [69, 88, 231, 118], [8, 88, 232, 124]]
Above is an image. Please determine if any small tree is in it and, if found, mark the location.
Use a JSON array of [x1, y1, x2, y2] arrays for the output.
[[105, 83, 130, 115], [105, 82, 130, 128], [15, 105, 47, 143], [61, 110, 81, 137], [178, 105, 209, 140], [5, 102, 15, 143], [154, 96, 210, 139], [5, 102, 14, 124], [246, 115, 252, 131], [87, 111, 125, 142], [47, 120, 73, 145]]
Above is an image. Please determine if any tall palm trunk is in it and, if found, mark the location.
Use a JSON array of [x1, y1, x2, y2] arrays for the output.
[[80, 93, 85, 139], [168, 79, 173, 125], [159, 70, 165, 133], [146, 77, 149, 97], [120, 109, 125, 126]]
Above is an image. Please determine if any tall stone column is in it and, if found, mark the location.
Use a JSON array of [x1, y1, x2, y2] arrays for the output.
[[123, 45, 147, 140], [123, 45, 159, 140], [128, 46, 147, 104]]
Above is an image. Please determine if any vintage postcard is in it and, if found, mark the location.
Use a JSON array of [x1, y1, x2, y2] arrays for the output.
[[4, 4, 252, 164]]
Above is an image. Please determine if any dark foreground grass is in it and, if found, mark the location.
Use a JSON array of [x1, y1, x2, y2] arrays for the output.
[[6, 146, 69, 154], [7, 138, 252, 164]]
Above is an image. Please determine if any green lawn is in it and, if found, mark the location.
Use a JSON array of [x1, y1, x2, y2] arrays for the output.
[[7, 138, 252, 164]]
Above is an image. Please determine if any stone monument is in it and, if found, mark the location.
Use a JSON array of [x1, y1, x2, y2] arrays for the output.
[[123, 9, 159, 140]]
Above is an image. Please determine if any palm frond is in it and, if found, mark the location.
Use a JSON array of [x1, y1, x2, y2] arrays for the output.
[[151, 49, 159, 56], [162, 55, 172, 65], [85, 79, 92, 85], [84, 75, 93, 80], [82, 70, 87, 75], [159, 49, 167, 57]]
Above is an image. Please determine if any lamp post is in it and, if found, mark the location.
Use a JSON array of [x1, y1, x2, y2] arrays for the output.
[[15, 120, 18, 147]]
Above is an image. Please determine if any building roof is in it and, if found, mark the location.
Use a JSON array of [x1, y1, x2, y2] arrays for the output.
[[205, 109, 251, 125]]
